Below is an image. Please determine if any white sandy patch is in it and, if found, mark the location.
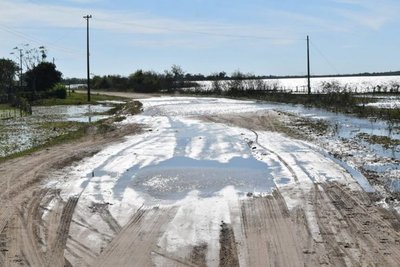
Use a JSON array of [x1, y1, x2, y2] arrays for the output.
[[157, 186, 237, 267]]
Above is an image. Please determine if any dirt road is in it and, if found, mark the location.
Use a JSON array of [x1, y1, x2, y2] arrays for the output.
[[1, 96, 400, 266], [0, 123, 140, 267]]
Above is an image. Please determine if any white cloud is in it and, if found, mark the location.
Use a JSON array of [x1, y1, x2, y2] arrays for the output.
[[0, 0, 301, 45], [331, 0, 400, 30]]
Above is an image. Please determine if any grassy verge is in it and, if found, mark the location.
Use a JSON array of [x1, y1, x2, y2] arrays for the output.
[[0, 100, 143, 164], [31, 92, 128, 106]]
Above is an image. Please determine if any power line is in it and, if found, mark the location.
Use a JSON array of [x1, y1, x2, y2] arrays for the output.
[[0, 24, 84, 56], [95, 17, 305, 42], [310, 40, 340, 74]]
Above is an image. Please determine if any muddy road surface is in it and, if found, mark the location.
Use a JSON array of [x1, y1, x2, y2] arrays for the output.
[[1, 96, 400, 266]]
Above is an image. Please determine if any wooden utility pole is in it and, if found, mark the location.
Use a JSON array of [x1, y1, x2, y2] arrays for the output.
[[307, 35, 311, 95], [84, 15, 92, 102]]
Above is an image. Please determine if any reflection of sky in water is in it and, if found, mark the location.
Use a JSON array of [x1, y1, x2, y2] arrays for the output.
[[266, 103, 400, 140], [262, 103, 400, 161], [0, 104, 112, 157], [32, 105, 111, 120], [132, 156, 274, 200]]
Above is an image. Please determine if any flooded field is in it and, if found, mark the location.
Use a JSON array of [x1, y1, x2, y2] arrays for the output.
[[0, 104, 113, 157], [197, 75, 400, 93], [1, 95, 400, 266]]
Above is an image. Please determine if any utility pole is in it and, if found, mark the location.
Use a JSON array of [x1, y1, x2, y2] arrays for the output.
[[18, 49, 23, 87], [11, 47, 23, 87], [84, 15, 92, 102], [307, 35, 311, 95]]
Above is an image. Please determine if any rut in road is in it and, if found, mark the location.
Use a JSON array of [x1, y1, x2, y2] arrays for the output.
[[47, 196, 79, 267], [0, 189, 80, 267]]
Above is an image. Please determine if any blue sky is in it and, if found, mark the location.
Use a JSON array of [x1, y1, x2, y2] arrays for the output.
[[1, 0, 400, 78]]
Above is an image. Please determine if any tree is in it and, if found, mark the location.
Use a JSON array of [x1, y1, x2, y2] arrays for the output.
[[227, 70, 246, 94], [128, 70, 163, 93], [25, 62, 62, 93], [171, 64, 185, 88], [0, 58, 18, 96]]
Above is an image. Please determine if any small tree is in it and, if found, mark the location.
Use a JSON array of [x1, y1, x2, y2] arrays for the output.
[[210, 72, 223, 94], [0, 58, 18, 98], [49, 83, 67, 99], [25, 62, 62, 96], [227, 70, 246, 94], [170, 65, 185, 90]]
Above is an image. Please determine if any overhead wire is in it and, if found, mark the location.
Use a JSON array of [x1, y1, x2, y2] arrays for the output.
[[94, 17, 305, 42], [310, 40, 340, 74], [0, 24, 85, 57]]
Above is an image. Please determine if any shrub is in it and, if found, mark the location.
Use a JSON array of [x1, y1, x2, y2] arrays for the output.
[[49, 83, 67, 99]]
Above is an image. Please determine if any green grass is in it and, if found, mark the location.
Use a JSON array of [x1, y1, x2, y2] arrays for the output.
[[0, 104, 20, 119], [38, 121, 84, 132], [31, 92, 128, 106], [0, 104, 13, 110]]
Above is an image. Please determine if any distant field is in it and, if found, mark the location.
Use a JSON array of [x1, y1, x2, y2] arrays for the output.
[[196, 75, 400, 93]]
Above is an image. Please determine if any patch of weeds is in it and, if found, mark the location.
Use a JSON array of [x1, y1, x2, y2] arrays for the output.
[[39, 121, 84, 132], [104, 103, 124, 115], [96, 122, 116, 134], [102, 101, 142, 116], [0, 104, 13, 110], [264, 116, 305, 140], [122, 101, 143, 115], [114, 116, 126, 122], [293, 118, 329, 135], [357, 133, 400, 149], [32, 92, 128, 106]]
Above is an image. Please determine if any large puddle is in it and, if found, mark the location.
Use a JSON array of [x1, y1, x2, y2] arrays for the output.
[[133, 156, 273, 200]]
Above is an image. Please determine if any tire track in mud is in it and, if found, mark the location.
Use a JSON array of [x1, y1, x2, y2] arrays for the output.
[[9, 189, 50, 267], [66, 236, 99, 264], [249, 128, 299, 183], [89, 203, 122, 234], [46, 196, 79, 267], [93, 206, 177, 267], [0, 122, 142, 265], [203, 114, 300, 183], [312, 182, 400, 266], [0, 191, 48, 267], [240, 192, 305, 266]]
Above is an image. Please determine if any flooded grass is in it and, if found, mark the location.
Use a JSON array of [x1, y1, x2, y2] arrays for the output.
[[0, 96, 142, 161], [297, 119, 329, 134], [32, 92, 128, 106], [357, 133, 400, 149], [0, 104, 23, 119]]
